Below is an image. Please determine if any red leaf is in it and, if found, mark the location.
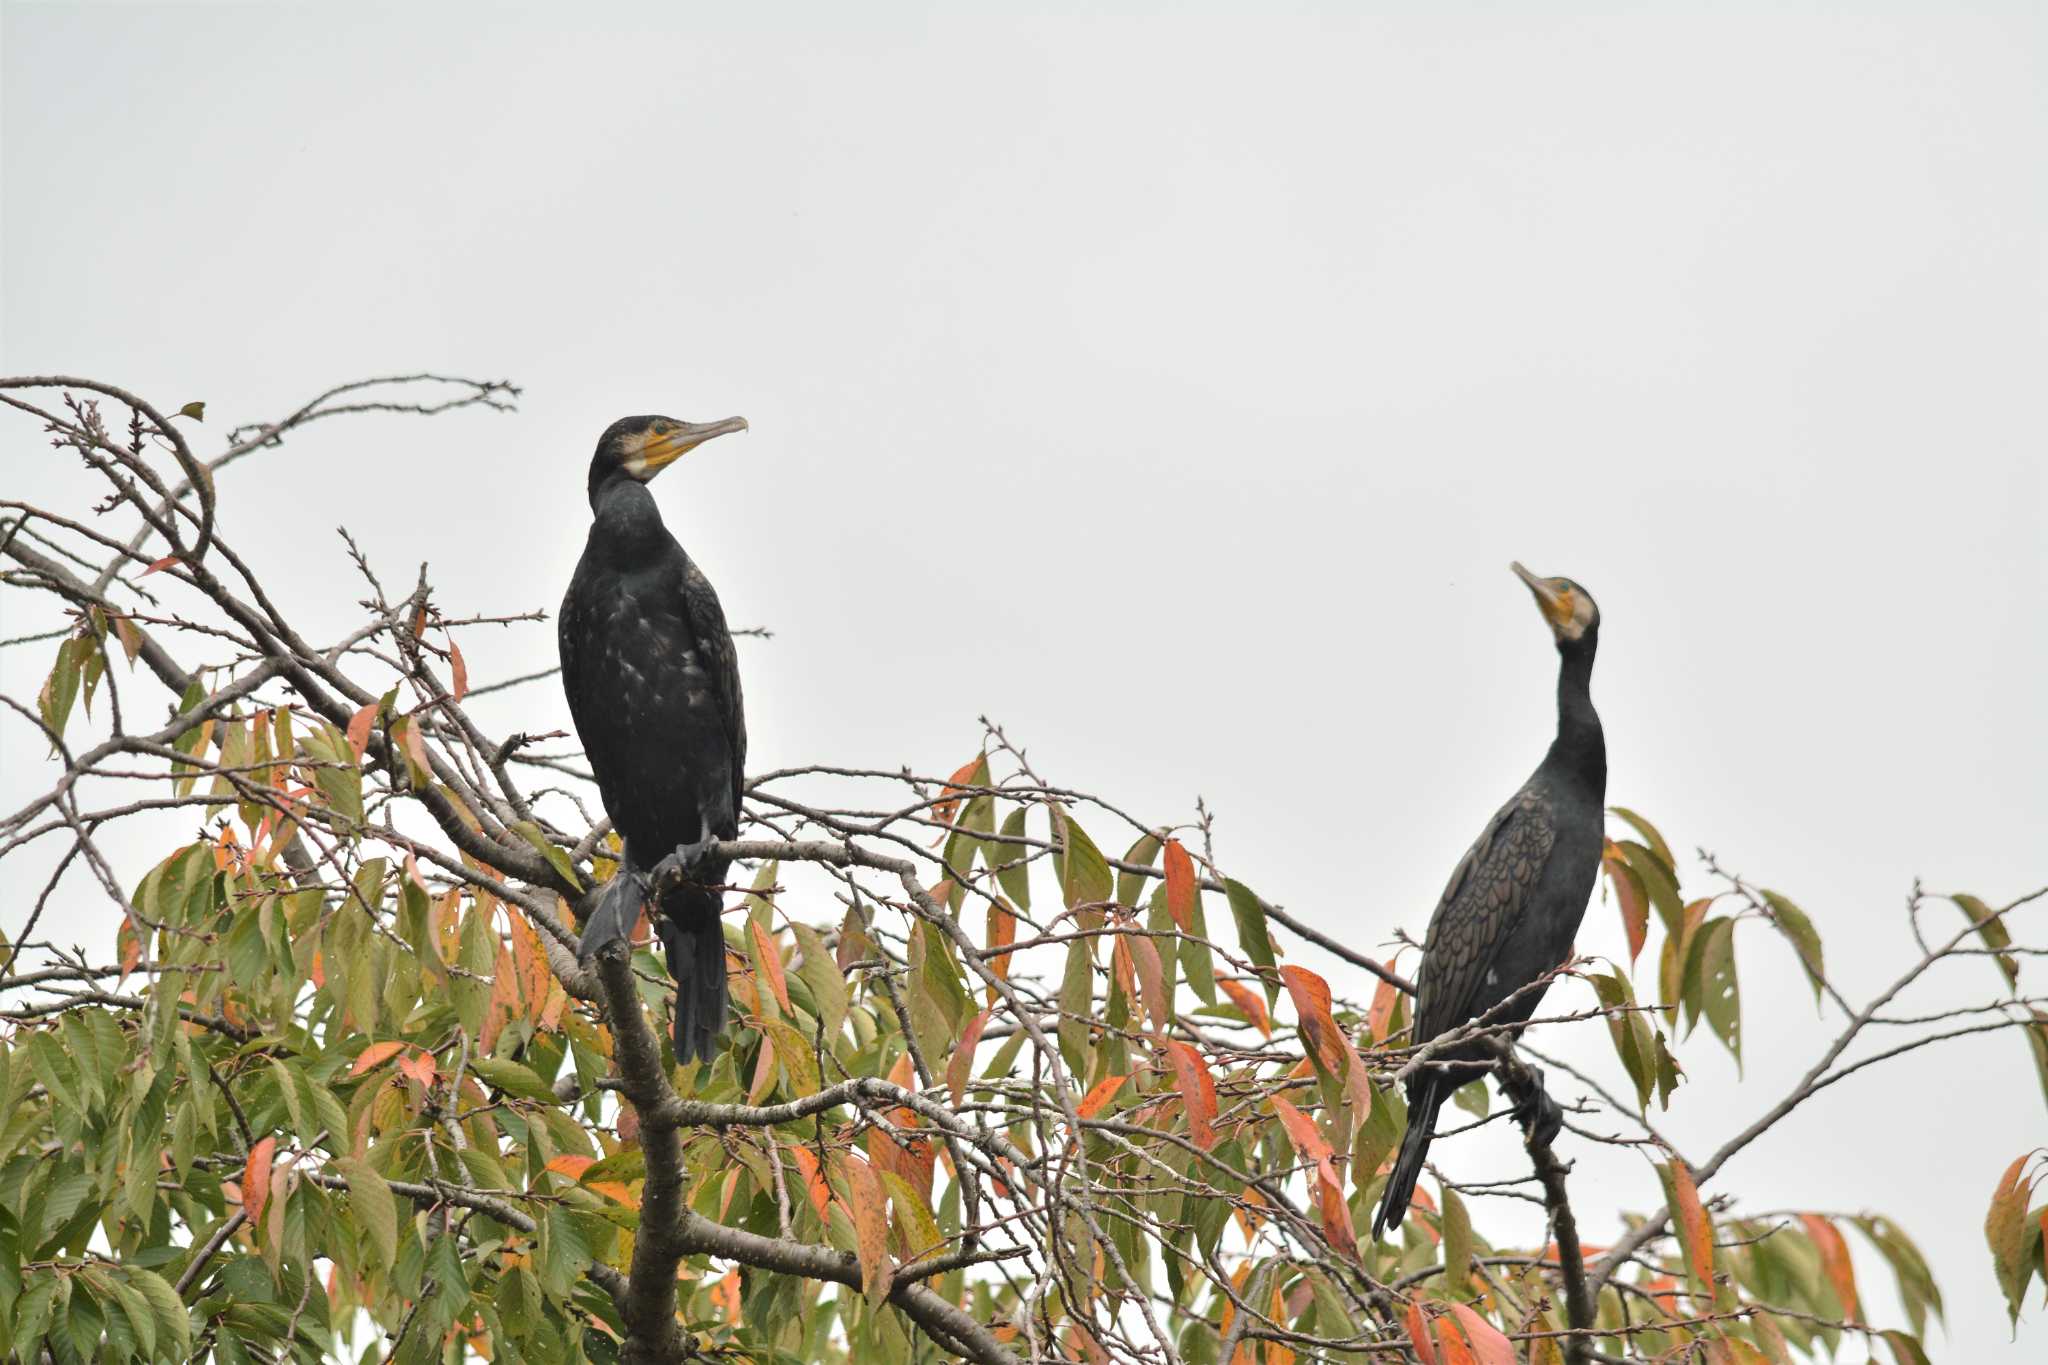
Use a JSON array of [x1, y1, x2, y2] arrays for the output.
[[349, 1040, 406, 1077], [449, 638, 469, 701], [1801, 1213, 1860, 1322], [1162, 837, 1197, 932], [117, 919, 143, 982], [141, 554, 181, 577], [1445, 1303, 1515, 1365], [345, 702, 377, 764], [1219, 978, 1272, 1037], [1280, 964, 1344, 1074], [946, 1009, 990, 1108], [748, 919, 792, 1016], [1076, 1073, 1128, 1119], [1403, 1302, 1440, 1365], [1162, 1040, 1219, 1149], [243, 1136, 277, 1226]]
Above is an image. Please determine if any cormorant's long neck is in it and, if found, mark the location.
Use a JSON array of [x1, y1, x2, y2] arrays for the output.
[[1547, 630, 1605, 794], [587, 476, 673, 570]]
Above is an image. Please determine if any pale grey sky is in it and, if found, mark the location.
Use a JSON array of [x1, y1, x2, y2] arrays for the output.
[[5, 2, 2044, 1357]]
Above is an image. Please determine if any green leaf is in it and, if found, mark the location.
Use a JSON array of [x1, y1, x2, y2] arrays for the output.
[[1440, 1186, 1475, 1296], [1115, 831, 1163, 912], [1615, 840, 1683, 939], [470, 1055, 560, 1103], [1682, 917, 1742, 1067], [513, 821, 582, 891], [1450, 1078, 1489, 1119], [1224, 879, 1278, 990], [1953, 894, 2019, 991], [1055, 810, 1114, 916], [761, 1018, 822, 1097], [332, 1156, 398, 1272], [1761, 890, 1827, 1008], [177, 400, 207, 421], [539, 1204, 591, 1300], [791, 921, 849, 1041], [995, 805, 1032, 910], [1607, 807, 1674, 869], [1591, 970, 1653, 1110], [1058, 938, 1093, 1080], [36, 636, 85, 745]]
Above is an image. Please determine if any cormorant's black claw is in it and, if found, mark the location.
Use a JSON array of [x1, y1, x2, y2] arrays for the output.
[[648, 834, 719, 897], [1505, 1066, 1565, 1149]]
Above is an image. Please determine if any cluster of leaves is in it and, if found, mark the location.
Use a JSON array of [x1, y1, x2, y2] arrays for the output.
[[3, 374, 2038, 1365]]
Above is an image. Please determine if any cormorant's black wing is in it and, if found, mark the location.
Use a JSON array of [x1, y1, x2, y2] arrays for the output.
[[1411, 786, 1556, 1048], [556, 575, 606, 809], [680, 558, 746, 832]]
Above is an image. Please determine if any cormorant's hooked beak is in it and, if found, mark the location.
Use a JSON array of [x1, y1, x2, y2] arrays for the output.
[[632, 416, 749, 479], [1511, 561, 1573, 635]]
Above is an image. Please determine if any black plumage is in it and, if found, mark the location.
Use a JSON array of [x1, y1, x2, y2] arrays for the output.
[[559, 413, 749, 1064], [1372, 563, 1605, 1239]]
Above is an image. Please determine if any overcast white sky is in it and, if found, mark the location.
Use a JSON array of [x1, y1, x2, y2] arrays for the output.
[[5, 2, 2045, 1357]]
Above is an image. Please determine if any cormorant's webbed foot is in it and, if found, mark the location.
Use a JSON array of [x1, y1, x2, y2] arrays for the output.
[[1503, 1062, 1564, 1150], [577, 870, 650, 964], [648, 834, 720, 897]]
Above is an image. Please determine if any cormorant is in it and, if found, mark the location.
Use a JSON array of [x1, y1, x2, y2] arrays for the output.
[[1372, 562, 1604, 1239], [559, 413, 749, 1064]]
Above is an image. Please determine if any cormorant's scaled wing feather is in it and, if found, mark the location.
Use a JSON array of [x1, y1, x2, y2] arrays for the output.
[[1412, 788, 1556, 1047], [681, 560, 747, 830]]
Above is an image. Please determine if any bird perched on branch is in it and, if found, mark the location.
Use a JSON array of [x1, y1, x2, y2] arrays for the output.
[[559, 412, 749, 1064], [1372, 562, 1605, 1240]]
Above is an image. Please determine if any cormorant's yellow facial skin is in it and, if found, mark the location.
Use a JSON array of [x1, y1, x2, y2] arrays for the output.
[[1511, 562, 1597, 643], [621, 416, 749, 481]]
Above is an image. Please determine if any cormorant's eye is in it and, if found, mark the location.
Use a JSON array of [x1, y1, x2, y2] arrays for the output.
[[651, 422, 671, 436]]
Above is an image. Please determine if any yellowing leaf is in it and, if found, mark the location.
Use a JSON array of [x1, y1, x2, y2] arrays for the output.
[[749, 918, 792, 1015], [1802, 1213, 1861, 1322], [840, 1153, 894, 1309], [1220, 977, 1273, 1037]]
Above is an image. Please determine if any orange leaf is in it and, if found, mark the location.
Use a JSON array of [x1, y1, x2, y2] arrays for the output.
[[1280, 964, 1344, 1073], [396, 1050, 438, 1090], [1434, 1316, 1477, 1365], [986, 899, 1017, 990], [946, 1009, 990, 1108], [1800, 1213, 1860, 1322], [1445, 1303, 1515, 1365], [1403, 1301, 1440, 1365], [1162, 1040, 1218, 1149], [932, 755, 982, 827], [350, 1041, 406, 1077], [1128, 931, 1169, 1033], [1368, 967, 1401, 1043], [839, 1153, 895, 1308], [449, 639, 469, 701], [1272, 1095, 1355, 1257], [710, 1267, 741, 1323], [1668, 1158, 1715, 1292], [345, 702, 377, 764], [243, 1136, 277, 1226], [789, 1145, 832, 1222], [1603, 844, 1649, 967], [117, 919, 143, 982], [1162, 837, 1197, 932], [506, 906, 550, 1024], [1076, 1073, 1128, 1120], [477, 941, 517, 1054], [545, 1154, 594, 1181], [1220, 978, 1272, 1037], [141, 553, 180, 576], [748, 919, 792, 1015]]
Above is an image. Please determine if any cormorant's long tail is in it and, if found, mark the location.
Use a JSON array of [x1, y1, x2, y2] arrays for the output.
[[577, 872, 645, 962], [658, 894, 728, 1066], [1373, 1076, 1449, 1240]]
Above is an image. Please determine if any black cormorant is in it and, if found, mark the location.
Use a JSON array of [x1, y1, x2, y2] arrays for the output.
[[559, 413, 749, 1064], [1372, 562, 1605, 1239]]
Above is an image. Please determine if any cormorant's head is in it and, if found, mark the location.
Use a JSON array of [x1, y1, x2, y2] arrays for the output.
[[587, 413, 749, 506], [1512, 562, 1599, 647]]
